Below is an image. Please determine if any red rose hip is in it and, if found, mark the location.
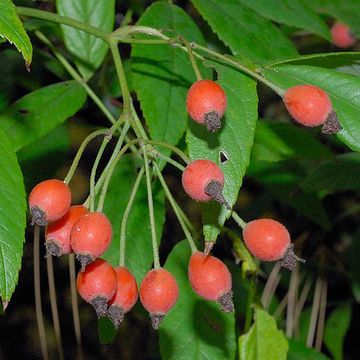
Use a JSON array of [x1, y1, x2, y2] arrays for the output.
[[45, 205, 88, 257], [77, 259, 117, 317], [186, 80, 227, 132], [107, 267, 138, 328], [182, 159, 230, 209], [283, 85, 341, 134], [331, 22, 356, 48], [140, 268, 179, 329], [71, 212, 112, 270], [188, 252, 234, 312], [29, 179, 71, 226], [243, 218, 301, 270]]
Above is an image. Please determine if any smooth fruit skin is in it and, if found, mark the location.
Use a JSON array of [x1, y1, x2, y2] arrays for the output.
[[188, 252, 232, 301], [186, 80, 226, 123], [71, 212, 112, 259], [140, 268, 179, 315], [283, 85, 332, 127], [76, 259, 117, 303], [29, 179, 71, 225], [182, 160, 224, 202], [243, 219, 290, 261], [109, 267, 138, 312], [45, 205, 88, 255], [331, 22, 356, 48]]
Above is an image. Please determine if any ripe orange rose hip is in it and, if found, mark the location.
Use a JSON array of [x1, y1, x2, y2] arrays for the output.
[[107, 267, 138, 328], [45, 205, 88, 257], [140, 268, 179, 329], [331, 22, 356, 48], [188, 252, 234, 313], [243, 218, 300, 271], [77, 259, 117, 317], [71, 212, 112, 270], [283, 85, 341, 134], [182, 159, 230, 209], [186, 80, 227, 132], [29, 179, 71, 226]]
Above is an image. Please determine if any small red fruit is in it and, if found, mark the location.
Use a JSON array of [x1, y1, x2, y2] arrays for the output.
[[182, 159, 230, 209], [283, 85, 341, 134], [45, 205, 88, 257], [188, 252, 234, 313], [331, 22, 356, 49], [243, 218, 299, 270], [71, 212, 112, 270], [186, 79, 227, 132], [29, 179, 71, 226], [107, 267, 138, 328], [76, 258, 117, 317], [140, 268, 179, 329]]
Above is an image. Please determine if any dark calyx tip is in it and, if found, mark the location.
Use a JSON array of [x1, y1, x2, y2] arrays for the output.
[[150, 313, 166, 330], [107, 305, 125, 328], [76, 254, 94, 272], [30, 206, 47, 226], [45, 240, 62, 258], [204, 241, 214, 256], [218, 290, 234, 313], [321, 110, 342, 134], [280, 244, 305, 271], [204, 111, 221, 132], [91, 296, 108, 318], [205, 180, 231, 210]]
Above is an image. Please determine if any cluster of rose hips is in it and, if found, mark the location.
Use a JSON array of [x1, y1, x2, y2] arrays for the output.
[[28, 179, 235, 328]]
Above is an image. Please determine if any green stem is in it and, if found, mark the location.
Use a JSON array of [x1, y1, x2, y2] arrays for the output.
[[119, 167, 145, 266], [64, 128, 108, 185], [96, 139, 141, 212], [89, 122, 122, 211], [142, 146, 160, 269], [244, 279, 255, 333], [150, 151, 185, 171], [17, 7, 109, 41], [146, 139, 189, 165], [179, 36, 202, 81], [231, 211, 247, 230], [154, 163, 197, 253]]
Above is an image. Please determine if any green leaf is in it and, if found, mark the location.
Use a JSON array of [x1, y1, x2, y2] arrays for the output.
[[324, 304, 352, 360], [97, 317, 117, 345], [191, 0, 297, 63], [301, 153, 360, 193], [0, 130, 26, 303], [288, 339, 329, 360], [159, 240, 236, 360], [305, 0, 360, 37], [262, 64, 360, 152], [238, 308, 288, 360], [348, 228, 360, 301], [131, 2, 210, 164], [0, 0, 32, 66], [187, 61, 258, 242], [252, 121, 333, 162], [56, 0, 115, 79], [101, 155, 165, 284], [0, 81, 87, 152], [238, 0, 330, 40]]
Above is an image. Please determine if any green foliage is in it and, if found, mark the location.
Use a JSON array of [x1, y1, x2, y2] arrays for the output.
[[0, 130, 26, 302], [0, 0, 32, 66], [0, 81, 87, 151], [238, 308, 288, 360], [288, 339, 330, 360], [101, 155, 165, 284], [56, 0, 115, 79], [324, 304, 352, 360], [131, 2, 210, 162], [187, 61, 258, 242], [191, 0, 297, 63], [159, 241, 236, 360]]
